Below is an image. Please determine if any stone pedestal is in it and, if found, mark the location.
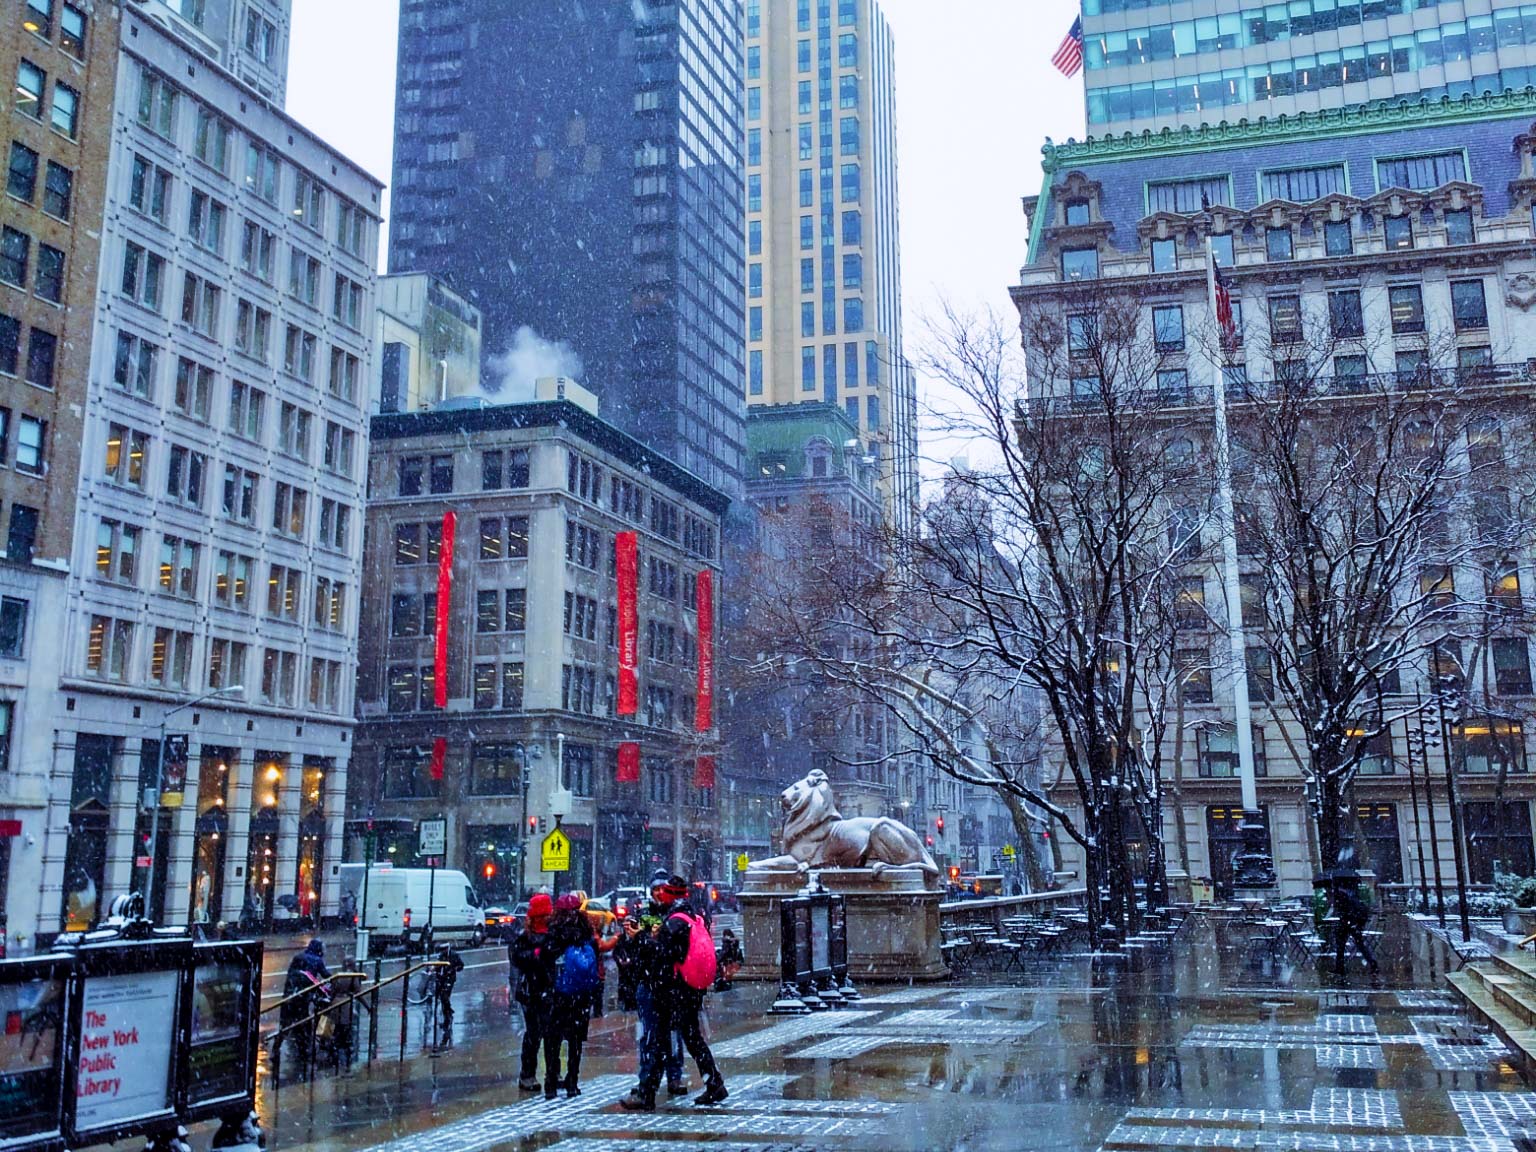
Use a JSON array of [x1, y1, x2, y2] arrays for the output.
[[739, 867, 947, 983]]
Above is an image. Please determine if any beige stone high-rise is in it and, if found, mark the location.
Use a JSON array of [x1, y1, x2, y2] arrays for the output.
[[744, 0, 916, 536]]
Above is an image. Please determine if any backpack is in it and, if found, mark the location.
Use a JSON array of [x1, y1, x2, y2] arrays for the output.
[[671, 911, 718, 991], [554, 943, 599, 995]]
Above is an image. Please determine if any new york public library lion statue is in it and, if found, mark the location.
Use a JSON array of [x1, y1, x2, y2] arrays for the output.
[[747, 769, 941, 880]]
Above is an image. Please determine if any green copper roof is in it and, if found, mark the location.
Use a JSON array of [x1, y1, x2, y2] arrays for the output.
[[1041, 88, 1536, 172]]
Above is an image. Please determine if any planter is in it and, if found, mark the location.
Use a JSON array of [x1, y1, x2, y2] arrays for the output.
[[1502, 906, 1536, 936]]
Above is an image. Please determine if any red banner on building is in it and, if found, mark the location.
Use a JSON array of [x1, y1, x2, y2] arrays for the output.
[[617, 741, 641, 783], [434, 510, 456, 710], [695, 568, 713, 731], [616, 531, 639, 715], [430, 736, 447, 782], [693, 754, 716, 790]]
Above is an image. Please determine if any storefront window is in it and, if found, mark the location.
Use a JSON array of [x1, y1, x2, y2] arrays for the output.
[[191, 746, 233, 927], [244, 751, 286, 930], [296, 757, 329, 922]]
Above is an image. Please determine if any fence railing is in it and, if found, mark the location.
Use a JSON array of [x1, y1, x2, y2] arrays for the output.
[[938, 888, 1087, 934]]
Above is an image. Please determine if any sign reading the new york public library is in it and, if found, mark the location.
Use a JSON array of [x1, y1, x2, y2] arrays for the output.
[[74, 970, 179, 1130], [541, 827, 571, 872]]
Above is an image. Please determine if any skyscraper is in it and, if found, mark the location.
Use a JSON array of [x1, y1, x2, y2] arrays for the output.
[[743, 0, 914, 531], [388, 0, 747, 497], [1079, 0, 1536, 136]]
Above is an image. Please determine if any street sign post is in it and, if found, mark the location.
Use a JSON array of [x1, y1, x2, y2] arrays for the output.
[[541, 827, 571, 872], [736, 852, 750, 873], [417, 819, 447, 950]]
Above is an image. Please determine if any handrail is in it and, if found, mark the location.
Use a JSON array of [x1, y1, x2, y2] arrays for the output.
[[264, 959, 447, 1037]]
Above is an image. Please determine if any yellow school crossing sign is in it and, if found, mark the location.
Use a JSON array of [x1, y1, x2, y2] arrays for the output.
[[541, 826, 571, 872]]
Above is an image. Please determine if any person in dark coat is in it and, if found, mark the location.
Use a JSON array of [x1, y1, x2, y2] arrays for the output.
[[434, 941, 465, 1028], [621, 875, 726, 1111], [542, 894, 597, 1099], [622, 871, 687, 1094], [510, 893, 556, 1091], [277, 938, 331, 1074], [1330, 871, 1379, 975], [715, 928, 744, 991]]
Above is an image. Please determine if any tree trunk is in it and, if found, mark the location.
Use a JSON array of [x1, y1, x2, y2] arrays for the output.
[[1316, 774, 1345, 872]]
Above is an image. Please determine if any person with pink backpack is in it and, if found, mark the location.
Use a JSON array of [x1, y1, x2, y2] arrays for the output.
[[619, 873, 726, 1111]]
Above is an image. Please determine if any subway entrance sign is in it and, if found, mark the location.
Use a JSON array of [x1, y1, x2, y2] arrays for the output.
[[541, 827, 571, 872]]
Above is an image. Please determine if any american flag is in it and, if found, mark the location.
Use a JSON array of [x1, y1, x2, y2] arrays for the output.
[[1052, 17, 1084, 78], [1213, 266, 1236, 339]]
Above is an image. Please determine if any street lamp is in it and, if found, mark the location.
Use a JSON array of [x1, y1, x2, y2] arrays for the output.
[[143, 685, 243, 923]]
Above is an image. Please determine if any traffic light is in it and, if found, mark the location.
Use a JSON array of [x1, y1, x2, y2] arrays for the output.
[[528, 816, 538, 832], [947, 866, 960, 882], [925, 835, 934, 847], [935, 816, 945, 834], [483, 862, 496, 881]]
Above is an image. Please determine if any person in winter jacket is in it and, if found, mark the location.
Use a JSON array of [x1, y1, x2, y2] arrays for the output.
[[1329, 872, 1379, 976], [510, 893, 556, 1090], [715, 929, 744, 991], [621, 874, 726, 1111], [277, 938, 332, 1074], [574, 890, 615, 1019], [621, 871, 687, 1094], [434, 941, 465, 1028], [542, 894, 597, 1099]]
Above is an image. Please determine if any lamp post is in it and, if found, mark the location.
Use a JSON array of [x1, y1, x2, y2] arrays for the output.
[[143, 685, 243, 923]]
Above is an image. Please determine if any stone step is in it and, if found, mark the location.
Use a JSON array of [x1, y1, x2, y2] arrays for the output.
[[1487, 945, 1536, 985], [1446, 969, 1536, 1083], [1483, 969, 1536, 1031]]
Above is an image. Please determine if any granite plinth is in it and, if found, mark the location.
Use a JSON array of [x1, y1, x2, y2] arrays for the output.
[[738, 867, 947, 983]]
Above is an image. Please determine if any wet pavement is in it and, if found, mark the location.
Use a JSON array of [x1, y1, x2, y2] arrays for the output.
[[240, 913, 1536, 1151]]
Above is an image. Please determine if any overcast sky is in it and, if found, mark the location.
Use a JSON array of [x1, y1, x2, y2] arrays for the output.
[[286, 0, 1087, 463]]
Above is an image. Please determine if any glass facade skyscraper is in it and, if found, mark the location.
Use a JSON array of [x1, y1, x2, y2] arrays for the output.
[[1080, 0, 1536, 135], [389, 0, 747, 496]]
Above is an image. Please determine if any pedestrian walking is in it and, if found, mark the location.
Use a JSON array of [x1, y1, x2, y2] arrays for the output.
[[715, 928, 744, 991], [433, 941, 465, 1029], [1328, 869, 1379, 976], [543, 894, 600, 1099], [276, 938, 332, 1077], [621, 873, 726, 1111], [510, 893, 556, 1091]]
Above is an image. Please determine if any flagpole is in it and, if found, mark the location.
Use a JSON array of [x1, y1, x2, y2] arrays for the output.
[[1204, 236, 1275, 892]]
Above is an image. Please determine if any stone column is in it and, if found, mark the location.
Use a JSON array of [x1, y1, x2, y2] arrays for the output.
[[273, 757, 301, 910], [322, 756, 348, 921], [222, 751, 253, 920], [105, 740, 140, 905], [163, 794, 198, 925]]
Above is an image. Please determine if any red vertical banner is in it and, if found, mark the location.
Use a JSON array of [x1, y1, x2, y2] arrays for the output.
[[430, 736, 447, 782], [617, 741, 641, 783], [434, 510, 456, 710], [695, 569, 713, 731], [693, 754, 716, 790], [616, 531, 639, 715]]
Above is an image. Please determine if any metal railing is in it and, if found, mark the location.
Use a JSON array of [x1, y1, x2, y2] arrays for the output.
[[938, 888, 1087, 934], [262, 957, 451, 1084]]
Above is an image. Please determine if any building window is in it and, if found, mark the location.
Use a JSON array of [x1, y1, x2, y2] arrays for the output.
[[1445, 209, 1475, 245], [15, 416, 44, 475], [1268, 294, 1302, 342], [1376, 151, 1465, 191], [60, 4, 86, 56], [1494, 639, 1533, 696], [1064, 199, 1090, 226], [1328, 290, 1363, 338], [840, 163, 860, 203], [50, 82, 78, 137], [128, 156, 170, 222], [1384, 214, 1413, 250], [1150, 238, 1176, 273], [33, 244, 63, 303], [1177, 649, 1212, 704], [1152, 305, 1184, 351], [1388, 284, 1425, 333], [470, 743, 523, 796], [16, 60, 44, 120], [43, 161, 71, 220], [1, 228, 29, 288], [1451, 279, 1488, 331], [1198, 725, 1266, 777], [7, 143, 37, 202], [1147, 176, 1229, 214], [1260, 164, 1345, 201], [85, 615, 134, 680], [1265, 226, 1293, 261], [0, 596, 27, 658], [1324, 219, 1353, 256], [25, 328, 55, 390], [137, 67, 178, 138], [1061, 247, 1098, 280]]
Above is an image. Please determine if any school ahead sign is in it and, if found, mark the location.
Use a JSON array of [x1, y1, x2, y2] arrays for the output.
[[541, 827, 571, 872]]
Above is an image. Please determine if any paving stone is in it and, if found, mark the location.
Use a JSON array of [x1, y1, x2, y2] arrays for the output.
[[1397, 992, 1460, 1011], [1101, 1125, 1517, 1150], [1315, 1043, 1388, 1069], [549, 1143, 831, 1152], [851, 987, 947, 1005], [561, 1111, 884, 1138], [709, 1010, 880, 1059], [1449, 1091, 1536, 1138], [790, 1033, 897, 1060]]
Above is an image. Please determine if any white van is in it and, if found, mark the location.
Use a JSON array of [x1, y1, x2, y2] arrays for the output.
[[350, 865, 484, 953]]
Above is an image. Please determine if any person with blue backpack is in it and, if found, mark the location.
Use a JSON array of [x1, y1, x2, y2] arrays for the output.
[[543, 893, 600, 1099]]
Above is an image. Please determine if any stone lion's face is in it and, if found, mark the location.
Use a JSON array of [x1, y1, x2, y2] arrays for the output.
[[781, 771, 828, 815]]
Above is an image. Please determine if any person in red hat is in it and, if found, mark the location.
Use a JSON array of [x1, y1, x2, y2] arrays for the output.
[[510, 892, 555, 1090], [541, 893, 599, 1098]]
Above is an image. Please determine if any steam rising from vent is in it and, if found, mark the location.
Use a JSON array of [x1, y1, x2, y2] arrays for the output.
[[483, 326, 584, 400]]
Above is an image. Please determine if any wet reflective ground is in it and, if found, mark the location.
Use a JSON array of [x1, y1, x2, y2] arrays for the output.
[[239, 914, 1536, 1151]]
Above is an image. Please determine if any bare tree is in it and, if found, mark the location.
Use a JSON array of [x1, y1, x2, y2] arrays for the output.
[[1226, 303, 1536, 870]]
